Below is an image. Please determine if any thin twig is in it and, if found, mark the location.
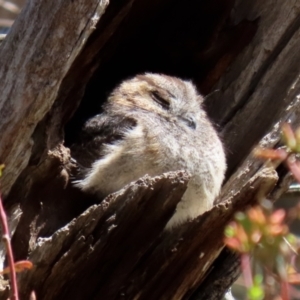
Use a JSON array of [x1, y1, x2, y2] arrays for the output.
[[241, 254, 253, 288], [281, 280, 290, 300], [0, 190, 19, 300]]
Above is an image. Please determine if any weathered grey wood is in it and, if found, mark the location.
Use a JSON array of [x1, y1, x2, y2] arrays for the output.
[[207, 0, 300, 175], [190, 248, 240, 300], [0, 0, 109, 195], [18, 171, 189, 299], [12, 165, 276, 300], [119, 168, 277, 300]]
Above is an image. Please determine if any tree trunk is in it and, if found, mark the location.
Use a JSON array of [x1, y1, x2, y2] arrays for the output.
[[0, 0, 299, 299]]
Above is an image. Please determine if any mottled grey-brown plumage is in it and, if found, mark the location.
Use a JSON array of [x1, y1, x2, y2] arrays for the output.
[[71, 73, 226, 228]]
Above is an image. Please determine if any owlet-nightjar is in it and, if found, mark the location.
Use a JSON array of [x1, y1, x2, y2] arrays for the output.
[[71, 73, 226, 228]]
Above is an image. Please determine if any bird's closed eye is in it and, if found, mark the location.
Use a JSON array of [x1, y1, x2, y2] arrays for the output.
[[150, 91, 170, 109], [180, 116, 197, 129]]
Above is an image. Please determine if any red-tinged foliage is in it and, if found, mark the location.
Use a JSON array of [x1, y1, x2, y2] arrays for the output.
[[224, 124, 300, 299], [253, 148, 288, 161], [287, 272, 300, 284], [224, 237, 243, 252], [269, 209, 286, 224], [0, 260, 33, 275], [280, 280, 290, 300], [247, 206, 267, 225], [224, 206, 288, 253]]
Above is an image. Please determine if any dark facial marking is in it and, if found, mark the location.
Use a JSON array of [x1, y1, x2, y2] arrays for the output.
[[150, 91, 170, 110]]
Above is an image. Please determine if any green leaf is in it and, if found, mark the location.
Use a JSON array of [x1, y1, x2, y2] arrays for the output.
[[253, 274, 263, 285], [224, 225, 235, 237], [247, 285, 264, 300], [0, 164, 4, 178]]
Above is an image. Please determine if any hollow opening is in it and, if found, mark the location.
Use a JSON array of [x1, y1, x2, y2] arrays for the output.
[[64, 0, 255, 146]]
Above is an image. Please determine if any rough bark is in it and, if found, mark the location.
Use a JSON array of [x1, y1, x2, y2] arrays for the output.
[[0, 0, 299, 299], [0, 0, 109, 195]]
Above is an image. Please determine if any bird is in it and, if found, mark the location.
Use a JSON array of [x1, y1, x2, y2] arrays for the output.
[[71, 73, 226, 228]]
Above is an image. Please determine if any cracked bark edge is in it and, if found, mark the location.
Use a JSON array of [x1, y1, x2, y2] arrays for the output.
[[0, 0, 109, 195], [106, 167, 278, 300], [184, 168, 279, 300], [16, 170, 189, 299]]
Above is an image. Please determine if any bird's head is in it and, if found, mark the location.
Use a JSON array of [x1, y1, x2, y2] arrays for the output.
[[107, 73, 206, 130]]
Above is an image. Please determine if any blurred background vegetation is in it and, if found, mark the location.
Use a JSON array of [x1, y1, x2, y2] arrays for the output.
[[0, 0, 24, 32]]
